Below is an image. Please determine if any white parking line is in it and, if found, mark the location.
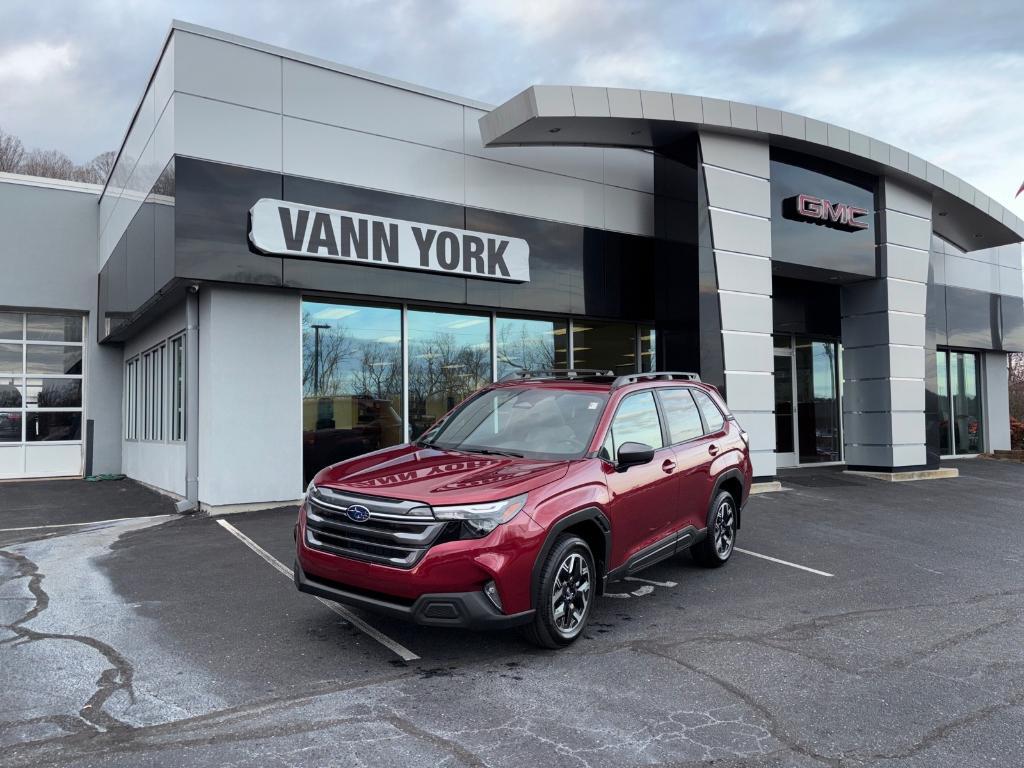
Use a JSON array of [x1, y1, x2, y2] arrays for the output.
[[215, 519, 420, 662], [0, 514, 174, 533], [734, 547, 834, 577]]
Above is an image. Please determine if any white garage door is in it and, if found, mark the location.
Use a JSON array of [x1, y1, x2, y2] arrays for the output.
[[0, 311, 85, 479]]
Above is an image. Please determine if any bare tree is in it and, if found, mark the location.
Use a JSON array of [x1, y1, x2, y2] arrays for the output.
[[0, 127, 25, 173], [1009, 352, 1024, 421], [73, 150, 117, 184], [19, 148, 76, 180]]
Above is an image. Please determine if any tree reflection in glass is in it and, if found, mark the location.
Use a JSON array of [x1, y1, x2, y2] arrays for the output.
[[408, 310, 491, 440], [301, 303, 403, 484]]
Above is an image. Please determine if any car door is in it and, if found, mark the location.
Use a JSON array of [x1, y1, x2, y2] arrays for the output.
[[656, 387, 713, 532], [599, 390, 679, 567]]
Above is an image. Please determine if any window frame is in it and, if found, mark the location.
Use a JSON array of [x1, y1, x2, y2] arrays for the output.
[[690, 388, 726, 435], [654, 386, 709, 447], [0, 312, 85, 446], [598, 388, 668, 463], [169, 333, 186, 442]]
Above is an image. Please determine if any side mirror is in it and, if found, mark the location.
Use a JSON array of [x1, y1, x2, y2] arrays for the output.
[[616, 441, 654, 470]]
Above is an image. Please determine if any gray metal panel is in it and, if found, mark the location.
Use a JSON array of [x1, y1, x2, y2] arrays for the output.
[[729, 101, 757, 131], [640, 90, 674, 120], [805, 119, 828, 144], [571, 86, 610, 118], [671, 93, 702, 123], [607, 88, 643, 118], [702, 166, 770, 218], [0, 179, 98, 312], [699, 133, 770, 179], [755, 107, 782, 135], [174, 30, 282, 113]]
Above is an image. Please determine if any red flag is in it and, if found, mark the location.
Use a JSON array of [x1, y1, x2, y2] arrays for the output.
[[1018, 180, 1024, 198]]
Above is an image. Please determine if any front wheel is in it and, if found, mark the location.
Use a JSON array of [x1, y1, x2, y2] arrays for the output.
[[522, 535, 595, 649], [692, 490, 737, 568]]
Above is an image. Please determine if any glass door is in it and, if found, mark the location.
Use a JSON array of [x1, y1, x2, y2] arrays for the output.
[[794, 339, 842, 463], [774, 334, 842, 466], [774, 337, 797, 467], [943, 350, 984, 455]]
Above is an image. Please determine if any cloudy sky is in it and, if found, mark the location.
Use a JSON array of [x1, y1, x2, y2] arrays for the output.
[[1, 0, 1022, 216]]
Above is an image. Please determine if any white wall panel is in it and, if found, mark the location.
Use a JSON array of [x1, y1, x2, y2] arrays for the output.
[[719, 292, 772, 334], [881, 244, 930, 282], [708, 210, 771, 258], [699, 133, 769, 179], [0, 445, 24, 479], [199, 287, 302, 507], [284, 117, 464, 205], [702, 166, 770, 218], [176, 94, 282, 172], [714, 251, 771, 295], [883, 210, 931, 251], [723, 372, 774, 411], [749, 450, 776, 478], [24, 444, 82, 478], [465, 155, 604, 229], [174, 31, 282, 113], [730, 411, 775, 451], [984, 352, 1011, 451], [285, 60, 463, 153], [722, 331, 773, 373]]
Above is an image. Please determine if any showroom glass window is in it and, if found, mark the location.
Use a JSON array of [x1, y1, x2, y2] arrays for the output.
[[0, 312, 84, 444], [937, 349, 983, 455], [572, 321, 654, 374], [408, 309, 491, 440], [495, 316, 568, 380], [301, 302, 403, 484]]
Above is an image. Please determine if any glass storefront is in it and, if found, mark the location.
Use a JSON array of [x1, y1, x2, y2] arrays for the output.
[[495, 316, 569, 380], [302, 303, 404, 484], [408, 309, 491, 441], [301, 300, 655, 482], [937, 349, 983, 455]]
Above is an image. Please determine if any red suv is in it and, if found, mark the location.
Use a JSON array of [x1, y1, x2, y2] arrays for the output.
[[295, 370, 752, 648]]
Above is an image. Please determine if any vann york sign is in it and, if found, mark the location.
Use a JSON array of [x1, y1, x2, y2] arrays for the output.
[[249, 199, 530, 282]]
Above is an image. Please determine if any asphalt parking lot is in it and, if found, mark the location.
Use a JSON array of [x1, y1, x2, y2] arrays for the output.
[[1, 459, 1023, 767]]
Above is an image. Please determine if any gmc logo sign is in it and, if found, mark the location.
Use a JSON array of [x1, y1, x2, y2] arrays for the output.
[[783, 194, 869, 232]]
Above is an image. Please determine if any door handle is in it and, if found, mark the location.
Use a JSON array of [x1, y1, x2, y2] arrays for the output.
[[661, 459, 677, 473], [708, 444, 720, 457]]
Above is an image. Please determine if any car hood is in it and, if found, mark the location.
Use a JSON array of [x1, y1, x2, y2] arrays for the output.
[[314, 444, 571, 506]]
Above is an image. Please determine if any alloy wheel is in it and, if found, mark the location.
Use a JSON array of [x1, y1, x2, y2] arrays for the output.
[[551, 552, 591, 638], [713, 499, 736, 559]]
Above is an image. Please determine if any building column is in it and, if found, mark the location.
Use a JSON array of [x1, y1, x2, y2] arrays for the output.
[[841, 178, 931, 470], [696, 133, 775, 478]]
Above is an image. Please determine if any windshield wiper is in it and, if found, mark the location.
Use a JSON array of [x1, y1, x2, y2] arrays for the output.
[[465, 448, 524, 458]]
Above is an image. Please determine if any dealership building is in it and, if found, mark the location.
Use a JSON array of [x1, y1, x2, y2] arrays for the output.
[[1, 21, 1022, 508]]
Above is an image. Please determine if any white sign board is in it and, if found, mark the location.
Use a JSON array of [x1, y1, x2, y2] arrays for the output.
[[249, 198, 530, 283]]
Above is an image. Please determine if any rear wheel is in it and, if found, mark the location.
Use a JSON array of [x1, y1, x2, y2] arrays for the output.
[[692, 490, 737, 568], [522, 535, 595, 649]]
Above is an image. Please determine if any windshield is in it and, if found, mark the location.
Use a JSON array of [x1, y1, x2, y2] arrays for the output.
[[421, 387, 609, 460]]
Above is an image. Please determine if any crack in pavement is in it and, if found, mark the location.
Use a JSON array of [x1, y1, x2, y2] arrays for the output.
[[0, 549, 135, 736]]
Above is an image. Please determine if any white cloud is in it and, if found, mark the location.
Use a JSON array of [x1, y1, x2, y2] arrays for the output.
[[0, 40, 75, 83]]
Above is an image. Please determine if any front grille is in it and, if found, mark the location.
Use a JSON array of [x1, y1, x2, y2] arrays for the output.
[[305, 488, 446, 569]]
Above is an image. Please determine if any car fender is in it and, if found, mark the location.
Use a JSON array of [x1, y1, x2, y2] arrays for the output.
[[529, 507, 612, 603], [708, 467, 747, 530]]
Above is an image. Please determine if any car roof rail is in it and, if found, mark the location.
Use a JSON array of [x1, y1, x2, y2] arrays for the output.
[[498, 368, 615, 382], [611, 371, 702, 389]]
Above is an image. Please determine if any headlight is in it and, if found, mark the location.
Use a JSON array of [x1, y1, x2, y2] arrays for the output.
[[304, 479, 316, 502], [432, 493, 528, 537]]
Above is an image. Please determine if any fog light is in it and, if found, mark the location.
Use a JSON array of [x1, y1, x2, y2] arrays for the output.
[[483, 581, 503, 612]]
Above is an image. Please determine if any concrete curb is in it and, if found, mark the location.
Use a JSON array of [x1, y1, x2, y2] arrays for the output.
[[843, 468, 959, 482]]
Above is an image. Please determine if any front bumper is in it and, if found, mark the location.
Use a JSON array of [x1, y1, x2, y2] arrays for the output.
[[294, 561, 535, 630]]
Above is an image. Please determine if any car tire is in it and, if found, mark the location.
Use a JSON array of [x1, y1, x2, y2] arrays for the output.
[[692, 490, 738, 568], [522, 535, 596, 649]]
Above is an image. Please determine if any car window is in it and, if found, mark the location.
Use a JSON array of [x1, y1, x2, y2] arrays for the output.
[[601, 391, 664, 460], [659, 388, 704, 443], [425, 387, 608, 460], [692, 389, 725, 432]]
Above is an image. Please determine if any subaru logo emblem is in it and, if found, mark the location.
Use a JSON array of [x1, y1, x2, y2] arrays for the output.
[[346, 504, 371, 523]]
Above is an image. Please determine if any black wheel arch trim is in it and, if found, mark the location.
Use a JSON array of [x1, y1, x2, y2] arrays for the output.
[[709, 468, 746, 530], [530, 507, 611, 604]]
